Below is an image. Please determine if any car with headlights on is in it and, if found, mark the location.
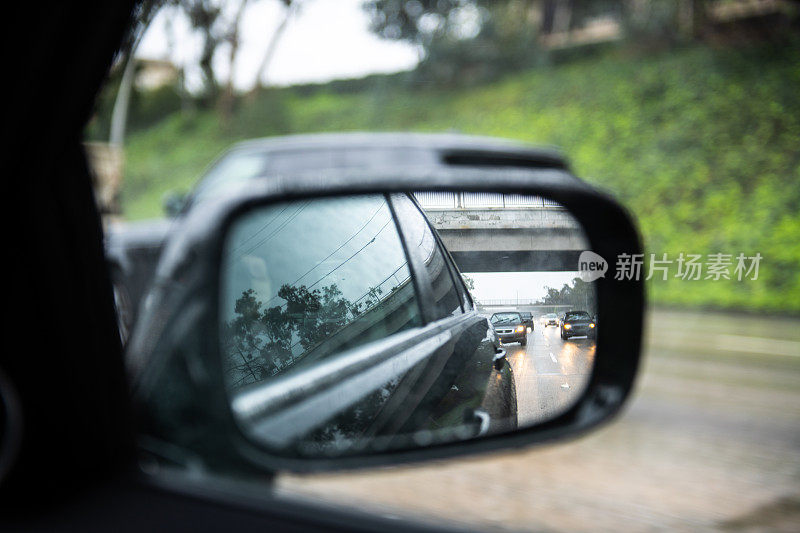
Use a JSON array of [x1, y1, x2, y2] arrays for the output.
[[490, 312, 528, 346], [541, 313, 559, 327], [560, 310, 596, 340], [519, 311, 534, 331]]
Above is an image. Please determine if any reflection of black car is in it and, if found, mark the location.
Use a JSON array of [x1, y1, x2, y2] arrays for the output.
[[106, 133, 569, 341], [560, 311, 596, 340], [519, 312, 534, 331], [490, 312, 527, 346]]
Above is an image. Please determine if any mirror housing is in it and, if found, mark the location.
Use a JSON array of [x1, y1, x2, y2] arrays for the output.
[[163, 191, 188, 218], [128, 166, 644, 474]]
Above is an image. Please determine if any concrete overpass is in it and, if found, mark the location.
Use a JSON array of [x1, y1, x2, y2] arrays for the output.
[[415, 192, 587, 272], [476, 302, 574, 314]]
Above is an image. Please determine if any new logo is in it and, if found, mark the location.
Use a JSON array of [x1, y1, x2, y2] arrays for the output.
[[578, 251, 607, 282]]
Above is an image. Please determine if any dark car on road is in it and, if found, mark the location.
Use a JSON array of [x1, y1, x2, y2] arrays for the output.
[[490, 312, 528, 346], [519, 311, 534, 331], [560, 310, 597, 340]]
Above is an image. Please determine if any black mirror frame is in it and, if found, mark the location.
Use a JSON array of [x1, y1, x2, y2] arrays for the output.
[[131, 166, 644, 474]]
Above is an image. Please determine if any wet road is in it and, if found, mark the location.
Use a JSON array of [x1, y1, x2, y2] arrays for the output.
[[503, 325, 594, 426], [278, 309, 800, 532]]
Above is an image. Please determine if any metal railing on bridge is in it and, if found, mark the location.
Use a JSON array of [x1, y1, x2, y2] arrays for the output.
[[477, 298, 542, 306], [476, 299, 575, 308], [414, 192, 562, 210]]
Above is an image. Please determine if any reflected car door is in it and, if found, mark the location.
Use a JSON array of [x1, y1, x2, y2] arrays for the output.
[[390, 194, 518, 437]]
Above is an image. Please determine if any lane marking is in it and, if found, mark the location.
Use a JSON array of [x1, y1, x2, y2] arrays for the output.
[[549, 352, 557, 363], [715, 334, 800, 357]]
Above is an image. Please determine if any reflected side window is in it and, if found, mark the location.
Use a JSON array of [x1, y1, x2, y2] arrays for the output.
[[220, 194, 422, 394], [447, 255, 473, 311], [391, 193, 462, 320]]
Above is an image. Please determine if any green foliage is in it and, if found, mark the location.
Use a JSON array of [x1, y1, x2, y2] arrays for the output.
[[120, 43, 800, 312], [229, 89, 292, 138], [128, 85, 184, 131], [122, 111, 234, 218], [223, 281, 394, 390], [85, 69, 185, 142], [365, 0, 546, 84], [541, 278, 596, 313], [462, 274, 476, 291]]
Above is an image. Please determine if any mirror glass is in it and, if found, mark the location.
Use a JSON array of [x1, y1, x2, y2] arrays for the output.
[[220, 191, 596, 458]]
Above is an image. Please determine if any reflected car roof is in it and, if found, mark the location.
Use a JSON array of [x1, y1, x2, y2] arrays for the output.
[[230, 132, 570, 171]]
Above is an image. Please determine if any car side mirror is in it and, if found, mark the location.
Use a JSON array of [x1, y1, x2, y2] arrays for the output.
[[128, 170, 643, 474]]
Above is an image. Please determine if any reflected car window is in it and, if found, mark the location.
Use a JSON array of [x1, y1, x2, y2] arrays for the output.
[[220, 194, 422, 393], [564, 311, 591, 320], [391, 193, 462, 320], [450, 263, 473, 311]]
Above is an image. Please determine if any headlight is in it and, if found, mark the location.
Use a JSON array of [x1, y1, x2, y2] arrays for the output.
[[515, 325, 525, 333], [589, 323, 595, 328], [563, 324, 571, 329]]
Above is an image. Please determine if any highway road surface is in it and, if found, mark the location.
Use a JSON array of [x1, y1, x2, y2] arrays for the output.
[[277, 308, 800, 532], [503, 325, 594, 427]]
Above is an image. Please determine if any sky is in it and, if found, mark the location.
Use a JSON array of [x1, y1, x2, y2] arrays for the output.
[[465, 272, 582, 304], [138, 0, 421, 90]]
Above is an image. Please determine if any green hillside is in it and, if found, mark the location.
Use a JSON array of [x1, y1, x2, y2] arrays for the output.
[[117, 44, 800, 312]]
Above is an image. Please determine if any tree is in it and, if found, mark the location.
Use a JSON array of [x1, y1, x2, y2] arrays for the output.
[[176, 0, 225, 105], [363, 0, 468, 45], [222, 282, 358, 389], [218, 0, 251, 121], [224, 288, 292, 382], [619, 0, 709, 46], [363, 0, 543, 84], [250, 0, 300, 91], [173, 0, 299, 117], [462, 274, 475, 291], [540, 278, 595, 313], [109, 0, 167, 147]]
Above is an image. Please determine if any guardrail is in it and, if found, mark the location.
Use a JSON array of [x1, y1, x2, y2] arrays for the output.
[[414, 192, 563, 209], [477, 302, 576, 310]]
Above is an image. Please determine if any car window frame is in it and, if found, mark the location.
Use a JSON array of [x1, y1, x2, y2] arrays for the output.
[[449, 262, 473, 312], [388, 193, 465, 323], [404, 193, 472, 314], [420, 202, 475, 313]]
